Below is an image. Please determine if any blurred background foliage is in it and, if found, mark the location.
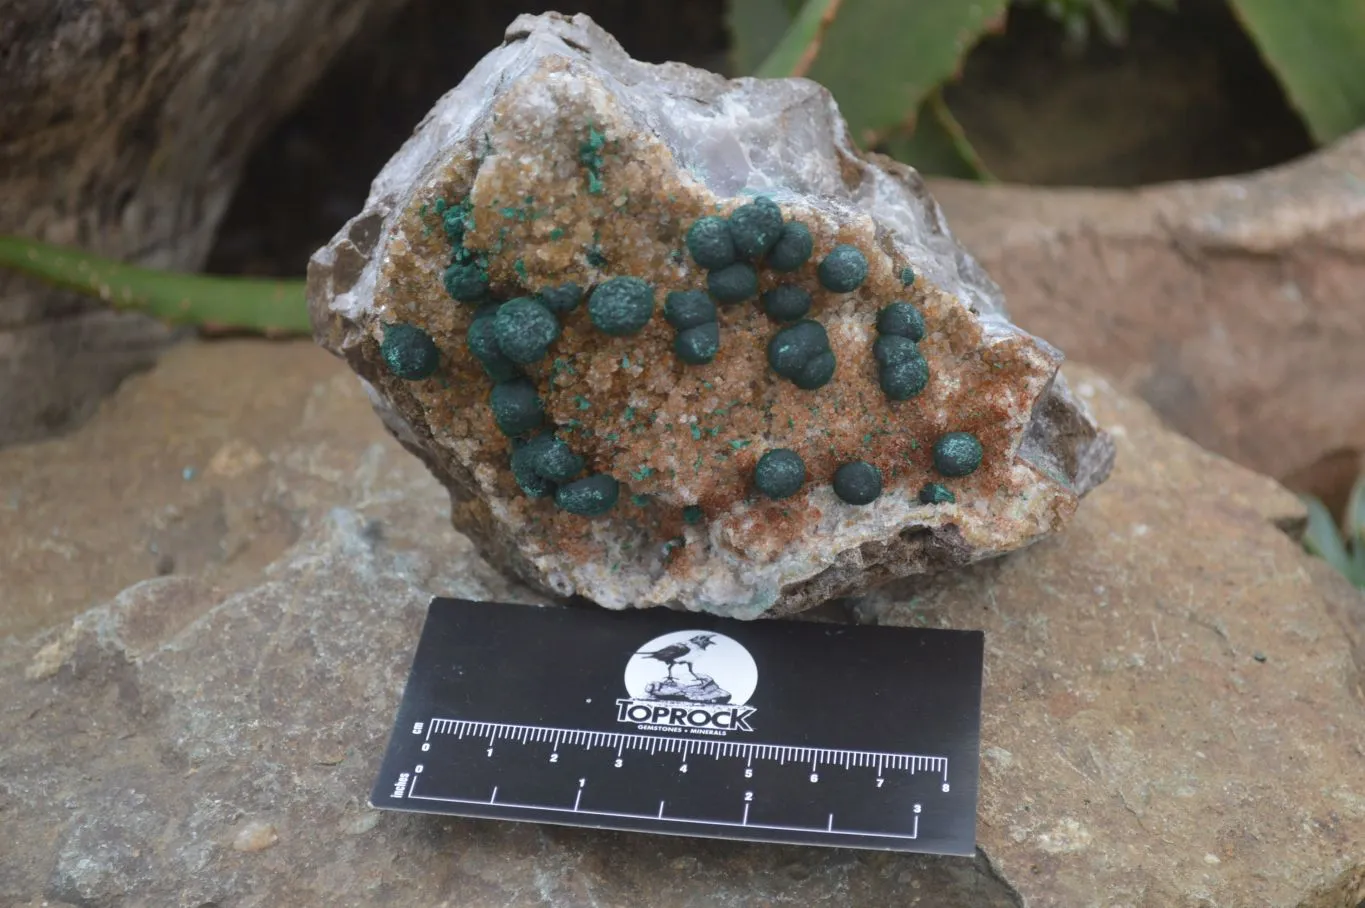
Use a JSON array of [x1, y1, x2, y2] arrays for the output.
[[730, 0, 1365, 179]]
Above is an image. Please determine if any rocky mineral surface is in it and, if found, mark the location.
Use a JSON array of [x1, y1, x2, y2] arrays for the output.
[[309, 12, 1113, 617]]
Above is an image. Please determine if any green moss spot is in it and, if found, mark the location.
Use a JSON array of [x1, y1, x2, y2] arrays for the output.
[[877, 302, 925, 342], [663, 290, 716, 330], [933, 432, 983, 477], [817, 244, 868, 293], [682, 504, 705, 524], [728, 439, 752, 451], [556, 473, 620, 516], [589, 276, 655, 336], [442, 261, 488, 302], [493, 298, 560, 364], [707, 262, 758, 304], [550, 227, 565, 240], [579, 125, 607, 195], [631, 494, 651, 507], [766, 221, 813, 272], [918, 482, 955, 504], [761, 284, 812, 322], [686, 216, 736, 269], [833, 460, 883, 505], [729, 197, 784, 260], [675, 322, 720, 365], [754, 448, 806, 500], [514, 258, 528, 280], [881, 355, 930, 401], [623, 406, 636, 421], [539, 282, 582, 313], [631, 465, 655, 481], [690, 425, 702, 440], [380, 323, 441, 381], [490, 378, 544, 437]]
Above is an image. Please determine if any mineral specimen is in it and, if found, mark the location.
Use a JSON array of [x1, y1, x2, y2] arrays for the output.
[[307, 12, 1114, 618]]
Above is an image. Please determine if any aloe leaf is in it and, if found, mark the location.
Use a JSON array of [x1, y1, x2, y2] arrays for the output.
[[1227, 0, 1365, 144], [753, 0, 844, 79], [878, 91, 995, 180], [727, 0, 795, 76], [800, 0, 1010, 144], [0, 235, 310, 334], [1346, 469, 1365, 550], [1301, 494, 1354, 579]]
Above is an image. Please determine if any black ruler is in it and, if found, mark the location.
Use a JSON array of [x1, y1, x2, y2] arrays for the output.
[[370, 598, 984, 855]]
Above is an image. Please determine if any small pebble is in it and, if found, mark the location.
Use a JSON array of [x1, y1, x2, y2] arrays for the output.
[[817, 244, 868, 293], [589, 276, 655, 336], [754, 448, 806, 500], [933, 432, 983, 477], [766, 221, 813, 272], [380, 322, 441, 380], [556, 474, 621, 516], [707, 262, 758, 304], [729, 197, 784, 260], [232, 820, 279, 853], [685, 216, 737, 269], [833, 461, 882, 505], [761, 284, 812, 322]]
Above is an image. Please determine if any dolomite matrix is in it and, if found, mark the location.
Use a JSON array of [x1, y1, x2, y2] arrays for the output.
[[307, 12, 1115, 618]]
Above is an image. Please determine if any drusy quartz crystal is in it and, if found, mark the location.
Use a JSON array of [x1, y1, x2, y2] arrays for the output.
[[308, 12, 1113, 618]]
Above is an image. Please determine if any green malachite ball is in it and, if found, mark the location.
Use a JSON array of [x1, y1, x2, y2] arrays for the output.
[[539, 283, 582, 313], [490, 378, 544, 437], [685, 216, 737, 270], [522, 433, 585, 483], [761, 284, 812, 322], [466, 310, 520, 383], [833, 460, 883, 505], [707, 262, 758, 304], [793, 350, 837, 390], [754, 448, 806, 500], [918, 482, 956, 504], [682, 505, 705, 524], [873, 334, 920, 368], [589, 276, 655, 336], [900, 266, 916, 287], [663, 290, 716, 330], [380, 322, 441, 380], [817, 244, 868, 293], [766, 221, 813, 272], [766, 319, 830, 381], [877, 301, 925, 342], [729, 197, 784, 260], [675, 322, 720, 365], [442, 260, 488, 302], [556, 473, 621, 516], [493, 297, 560, 364], [880, 355, 930, 400], [510, 445, 556, 498], [933, 432, 983, 477]]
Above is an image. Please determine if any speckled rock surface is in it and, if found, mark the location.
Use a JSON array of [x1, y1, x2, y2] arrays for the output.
[[1, 343, 1360, 907], [308, 12, 1113, 618]]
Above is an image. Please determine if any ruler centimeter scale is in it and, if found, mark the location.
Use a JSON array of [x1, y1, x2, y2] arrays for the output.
[[391, 718, 952, 841], [370, 598, 984, 855]]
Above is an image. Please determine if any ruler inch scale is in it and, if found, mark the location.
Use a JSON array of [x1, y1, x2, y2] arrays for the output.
[[371, 598, 984, 855]]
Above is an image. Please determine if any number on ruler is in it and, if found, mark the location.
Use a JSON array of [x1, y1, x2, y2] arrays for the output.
[[421, 743, 430, 752], [809, 773, 819, 783], [679, 764, 688, 773], [744, 768, 753, 778], [486, 748, 493, 757], [411, 722, 424, 735], [744, 791, 753, 802], [579, 778, 586, 788], [414, 764, 424, 773], [550, 753, 559, 763], [876, 778, 884, 787], [613, 758, 623, 768], [942, 783, 950, 793], [914, 803, 922, 814]]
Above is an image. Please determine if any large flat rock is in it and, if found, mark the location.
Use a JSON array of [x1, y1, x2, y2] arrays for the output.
[[1, 340, 1361, 907]]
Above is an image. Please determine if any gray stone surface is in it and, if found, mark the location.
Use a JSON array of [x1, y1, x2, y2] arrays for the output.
[[0, 0, 406, 447], [1, 339, 1361, 907], [309, 12, 1112, 619]]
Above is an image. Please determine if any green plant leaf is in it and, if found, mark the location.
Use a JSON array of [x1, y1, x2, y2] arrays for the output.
[[1227, 0, 1365, 144], [753, 0, 844, 79], [1301, 494, 1354, 580], [0, 235, 310, 334], [878, 91, 995, 180], [727, 0, 795, 76], [1346, 468, 1365, 550], [800, 0, 1010, 145]]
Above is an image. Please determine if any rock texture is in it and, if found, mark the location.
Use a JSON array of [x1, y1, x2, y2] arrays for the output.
[[0, 0, 405, 447], [309, 12, 1113, 618], [929, 125, 1365, 492], [1, 339, 1361, 907]]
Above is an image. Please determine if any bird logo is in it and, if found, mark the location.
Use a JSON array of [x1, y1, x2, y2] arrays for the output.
[[635, 633, 718, 681]]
